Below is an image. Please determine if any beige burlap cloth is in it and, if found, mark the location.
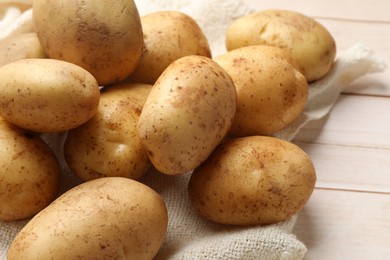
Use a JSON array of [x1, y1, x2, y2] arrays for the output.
[[0, 0, 387, 259]]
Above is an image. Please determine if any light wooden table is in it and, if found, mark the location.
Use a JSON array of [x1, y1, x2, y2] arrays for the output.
[[243, 0, 390, 259]]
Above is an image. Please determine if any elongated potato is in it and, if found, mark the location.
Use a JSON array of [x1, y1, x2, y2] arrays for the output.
[[188, 136, 316, 225], [0, 59, 100, 132], [0, 118, 61, 221], [138, 55, 236, 175], [7, 177, 168, 260]]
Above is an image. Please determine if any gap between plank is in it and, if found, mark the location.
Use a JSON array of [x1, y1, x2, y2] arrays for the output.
[[313, 16, 390, 25], [340, 92, 390, 99], [294, 140, 390, 152], [313, 186, 390, 195]]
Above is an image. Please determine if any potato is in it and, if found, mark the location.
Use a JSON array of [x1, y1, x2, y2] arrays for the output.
[[0, 118, 61, 221], [0, 33, 46, 67], [214, 45, 308, 137], [127, 11, 211, 84], [7, 177, 168, 260], [64, 83, 152, 181], [102, 82, 152, 105], [33, 0, 144, 85], [0, 59, 100, 133], [226, 9, 336, 82], [188, 136, 316, 226], [138, 55, 236, 175]]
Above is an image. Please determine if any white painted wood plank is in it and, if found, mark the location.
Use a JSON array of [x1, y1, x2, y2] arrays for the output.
[[295, 142, 390, 193], [343, 73, 390, 97], [294, 94, 390, 149], [293, 188, 390, 260], [244, 0, 390, 22], [241, 2, 390, 259], [241, 2, 390, 97]]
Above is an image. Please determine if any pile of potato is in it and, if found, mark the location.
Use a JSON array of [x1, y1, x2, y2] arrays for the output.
[[0, 0, 336, 259]]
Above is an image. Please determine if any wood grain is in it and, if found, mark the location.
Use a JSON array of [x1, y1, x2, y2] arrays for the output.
[[293, 189, 390, 260], [243, 0, 390, 259]]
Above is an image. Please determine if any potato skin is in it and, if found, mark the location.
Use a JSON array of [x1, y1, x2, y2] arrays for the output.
[[64, 83, 152, 181], [0, 119, 61, 221], [138, 55, 236, 175], [33, 0, 144, 85], [127, 11, 211, 84], [0, 33, 46, 67], [226, 9, 336, 82], [0, 59, 100, 132], [214, 45, 308, 136], [7, 177, 168, 260], [188, 136, 316, 226]]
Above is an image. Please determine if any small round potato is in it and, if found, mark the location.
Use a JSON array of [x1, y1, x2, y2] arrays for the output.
[[0, 118, 61, 221], [64, 83, 152, 181], [0, 59, 100, 133], [188, 136, 316, 226], [138, 55, 236, 175], [214, 45, 308, 137], [127, 11, 211, 84], [33, 0, 144, 85], [7, 177, 168, 260], [0, 33, 46, 67], [226, 9, 336, 82]]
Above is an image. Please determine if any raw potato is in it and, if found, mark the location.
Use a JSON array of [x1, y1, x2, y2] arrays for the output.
[[214, 45, 308, 137], [127, 11, 212, 84], [64, 83, 152, 181], [0, 33, 46, 67], [226, 9, 336, 82], [33, 0, 144, 85], [138, 55, 236, 175], [7, 177, 168, 260], [188, 136, 316, 226], [0, 118, 61, 221], [0, 59, 100, 132]]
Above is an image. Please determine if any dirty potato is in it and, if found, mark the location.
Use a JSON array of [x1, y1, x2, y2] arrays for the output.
[[214, 45, 308, 137], [7, 177, 168, 260], [138, 55, 236, 175], [127, 11, 211, 84], [0, 59, 100, 132], [188, 135, 316, 226], [64, 83, 152, 181], [33, 0, 144, 85], [0, 118, 61, 221], [226, 9, 336, 82], [0, 33, 46, 67]]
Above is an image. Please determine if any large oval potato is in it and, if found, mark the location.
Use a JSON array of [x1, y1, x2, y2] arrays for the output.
[[138, 55, 236, 175], [214, 45, 308, 137], [226, 9, 336, 82], [0, 118, 61, 221], [188, 136, 316, 226], [64, 83, 152, 181], [127, 11, 211, 84], [33, 0, 144, 85], [0, 59, 100, 132], [7, 177, 168, 260], [0, 33, 46, 67]]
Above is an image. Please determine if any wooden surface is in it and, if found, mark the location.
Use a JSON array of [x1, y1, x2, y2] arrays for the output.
[[244, 0, 390, 259]]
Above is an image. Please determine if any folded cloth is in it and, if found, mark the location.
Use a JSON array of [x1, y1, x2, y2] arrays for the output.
[[0, 3, 33, 42], [0, 1, 387, 260]]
